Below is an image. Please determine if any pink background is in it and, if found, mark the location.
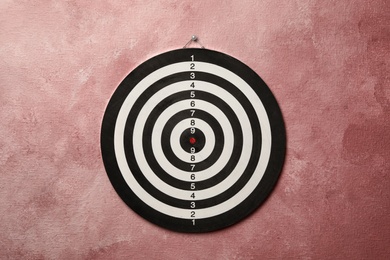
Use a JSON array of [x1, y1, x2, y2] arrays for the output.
[[1, 1, 389, 259]]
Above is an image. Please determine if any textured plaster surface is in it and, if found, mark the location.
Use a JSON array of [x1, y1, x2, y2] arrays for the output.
[[0, 0, 389, 259]]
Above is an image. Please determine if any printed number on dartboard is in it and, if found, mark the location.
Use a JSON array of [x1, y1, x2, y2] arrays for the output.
[[190, 54, 196, 226]]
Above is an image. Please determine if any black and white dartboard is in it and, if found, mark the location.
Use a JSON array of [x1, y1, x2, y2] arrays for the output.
[[101, 48, 285, 233]]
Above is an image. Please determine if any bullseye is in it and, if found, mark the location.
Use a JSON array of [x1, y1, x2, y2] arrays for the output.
[[189, 137, 196, 145], [101, 48, 286, 233]]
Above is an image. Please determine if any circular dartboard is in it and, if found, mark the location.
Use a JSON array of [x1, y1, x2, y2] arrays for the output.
[[101, 48, 285, 233]]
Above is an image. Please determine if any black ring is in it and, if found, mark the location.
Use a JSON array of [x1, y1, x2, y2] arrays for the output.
[[179, 127, 206, 153], [161, 109, 223, 172], [122, 73, 260, 209], [101, 48, 285, 233]]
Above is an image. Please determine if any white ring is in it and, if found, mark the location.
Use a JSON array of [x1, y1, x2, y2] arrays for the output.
[[134, 83, 244, 191], [169, 118, 215, 163], [150, 99, 232, 181], [114, 62, 271, 219]]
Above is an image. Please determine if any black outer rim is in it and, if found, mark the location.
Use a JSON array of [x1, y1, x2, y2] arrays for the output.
[[100, 48, 286, 233]]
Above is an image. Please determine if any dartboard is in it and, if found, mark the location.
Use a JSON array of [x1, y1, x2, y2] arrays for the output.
[[101, 48, 285, 233]]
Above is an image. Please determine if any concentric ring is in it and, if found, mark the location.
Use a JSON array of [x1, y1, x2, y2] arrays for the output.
[[101, 48, 286, 233], [154, 102, 227, 170], [178, 127, 206, 153], [168, 118, 214, 163], [120, 68, 263, 212], [150, 99, 233, 178]]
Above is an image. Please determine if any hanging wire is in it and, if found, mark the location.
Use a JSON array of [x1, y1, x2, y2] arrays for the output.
[[183, 35, 205, 49]]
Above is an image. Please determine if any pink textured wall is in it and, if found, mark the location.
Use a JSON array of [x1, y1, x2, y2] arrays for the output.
[[1, 0, 389, 259]]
